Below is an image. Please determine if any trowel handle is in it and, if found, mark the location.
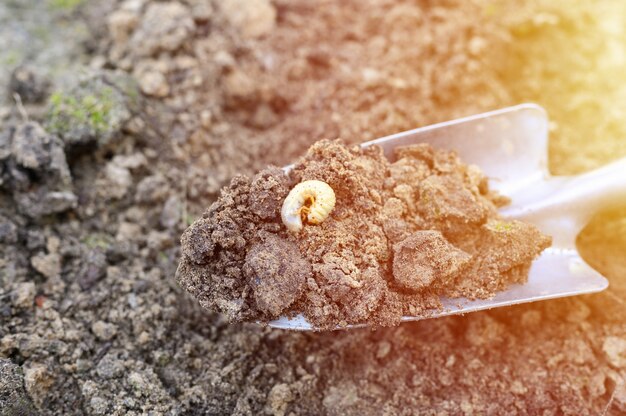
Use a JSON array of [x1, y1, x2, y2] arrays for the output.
[[506, 156, 626, 248], [558, 156, 626, 216]]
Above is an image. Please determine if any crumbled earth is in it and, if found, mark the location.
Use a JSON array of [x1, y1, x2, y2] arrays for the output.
[[44, 70, 139, 148], [0, 359, 37, 416], [0, 121, 77, 219], [178, 140, 550, 328], [1, 0, 626, 414]]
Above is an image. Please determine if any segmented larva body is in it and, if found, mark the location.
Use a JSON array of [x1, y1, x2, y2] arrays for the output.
[[281, 180, 336, 232]]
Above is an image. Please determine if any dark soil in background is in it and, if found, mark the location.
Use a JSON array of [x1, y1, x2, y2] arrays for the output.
[[178, 140, 550, 329], [1, 0, 626, 415]]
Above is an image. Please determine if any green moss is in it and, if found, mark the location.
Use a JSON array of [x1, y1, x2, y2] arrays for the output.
[[47, 87, 116, 137], [488, 220, 517, 233], [83, 233, 112, 250], [48, 0, 85, 11], [45, 72, 136, 147], [1, 50, 21, 66], [184, 213, 196, 226]]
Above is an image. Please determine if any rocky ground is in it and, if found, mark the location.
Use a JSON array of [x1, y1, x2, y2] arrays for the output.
[[1, 0, 625, 415]]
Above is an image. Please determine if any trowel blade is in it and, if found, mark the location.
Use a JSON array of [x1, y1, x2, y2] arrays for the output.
[[269, 104, 608, 330]]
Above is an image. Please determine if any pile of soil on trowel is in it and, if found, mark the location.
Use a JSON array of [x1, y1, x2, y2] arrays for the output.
[[177, 140, 551, 329]]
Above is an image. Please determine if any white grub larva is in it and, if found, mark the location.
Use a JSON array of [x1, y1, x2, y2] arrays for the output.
[[281, 180, 336, 232]]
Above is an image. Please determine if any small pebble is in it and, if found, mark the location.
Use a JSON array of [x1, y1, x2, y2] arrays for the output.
[[91, 320, 118, 341], [11, 282, 36, 309]]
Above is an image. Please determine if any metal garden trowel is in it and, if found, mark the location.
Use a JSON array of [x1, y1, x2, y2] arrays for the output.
[[270, 104, 620, 330]]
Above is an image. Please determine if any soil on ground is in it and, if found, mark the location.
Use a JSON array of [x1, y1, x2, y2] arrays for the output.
[[178, 140, 550, 329], [1, 0, 626, 415]]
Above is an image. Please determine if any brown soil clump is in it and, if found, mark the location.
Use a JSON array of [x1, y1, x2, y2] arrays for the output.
[[177, 140, 551, 329], [393, 230, 471, 291]]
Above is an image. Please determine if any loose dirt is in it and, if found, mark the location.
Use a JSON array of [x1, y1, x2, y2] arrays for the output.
[[178, 140, 550, 329]]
